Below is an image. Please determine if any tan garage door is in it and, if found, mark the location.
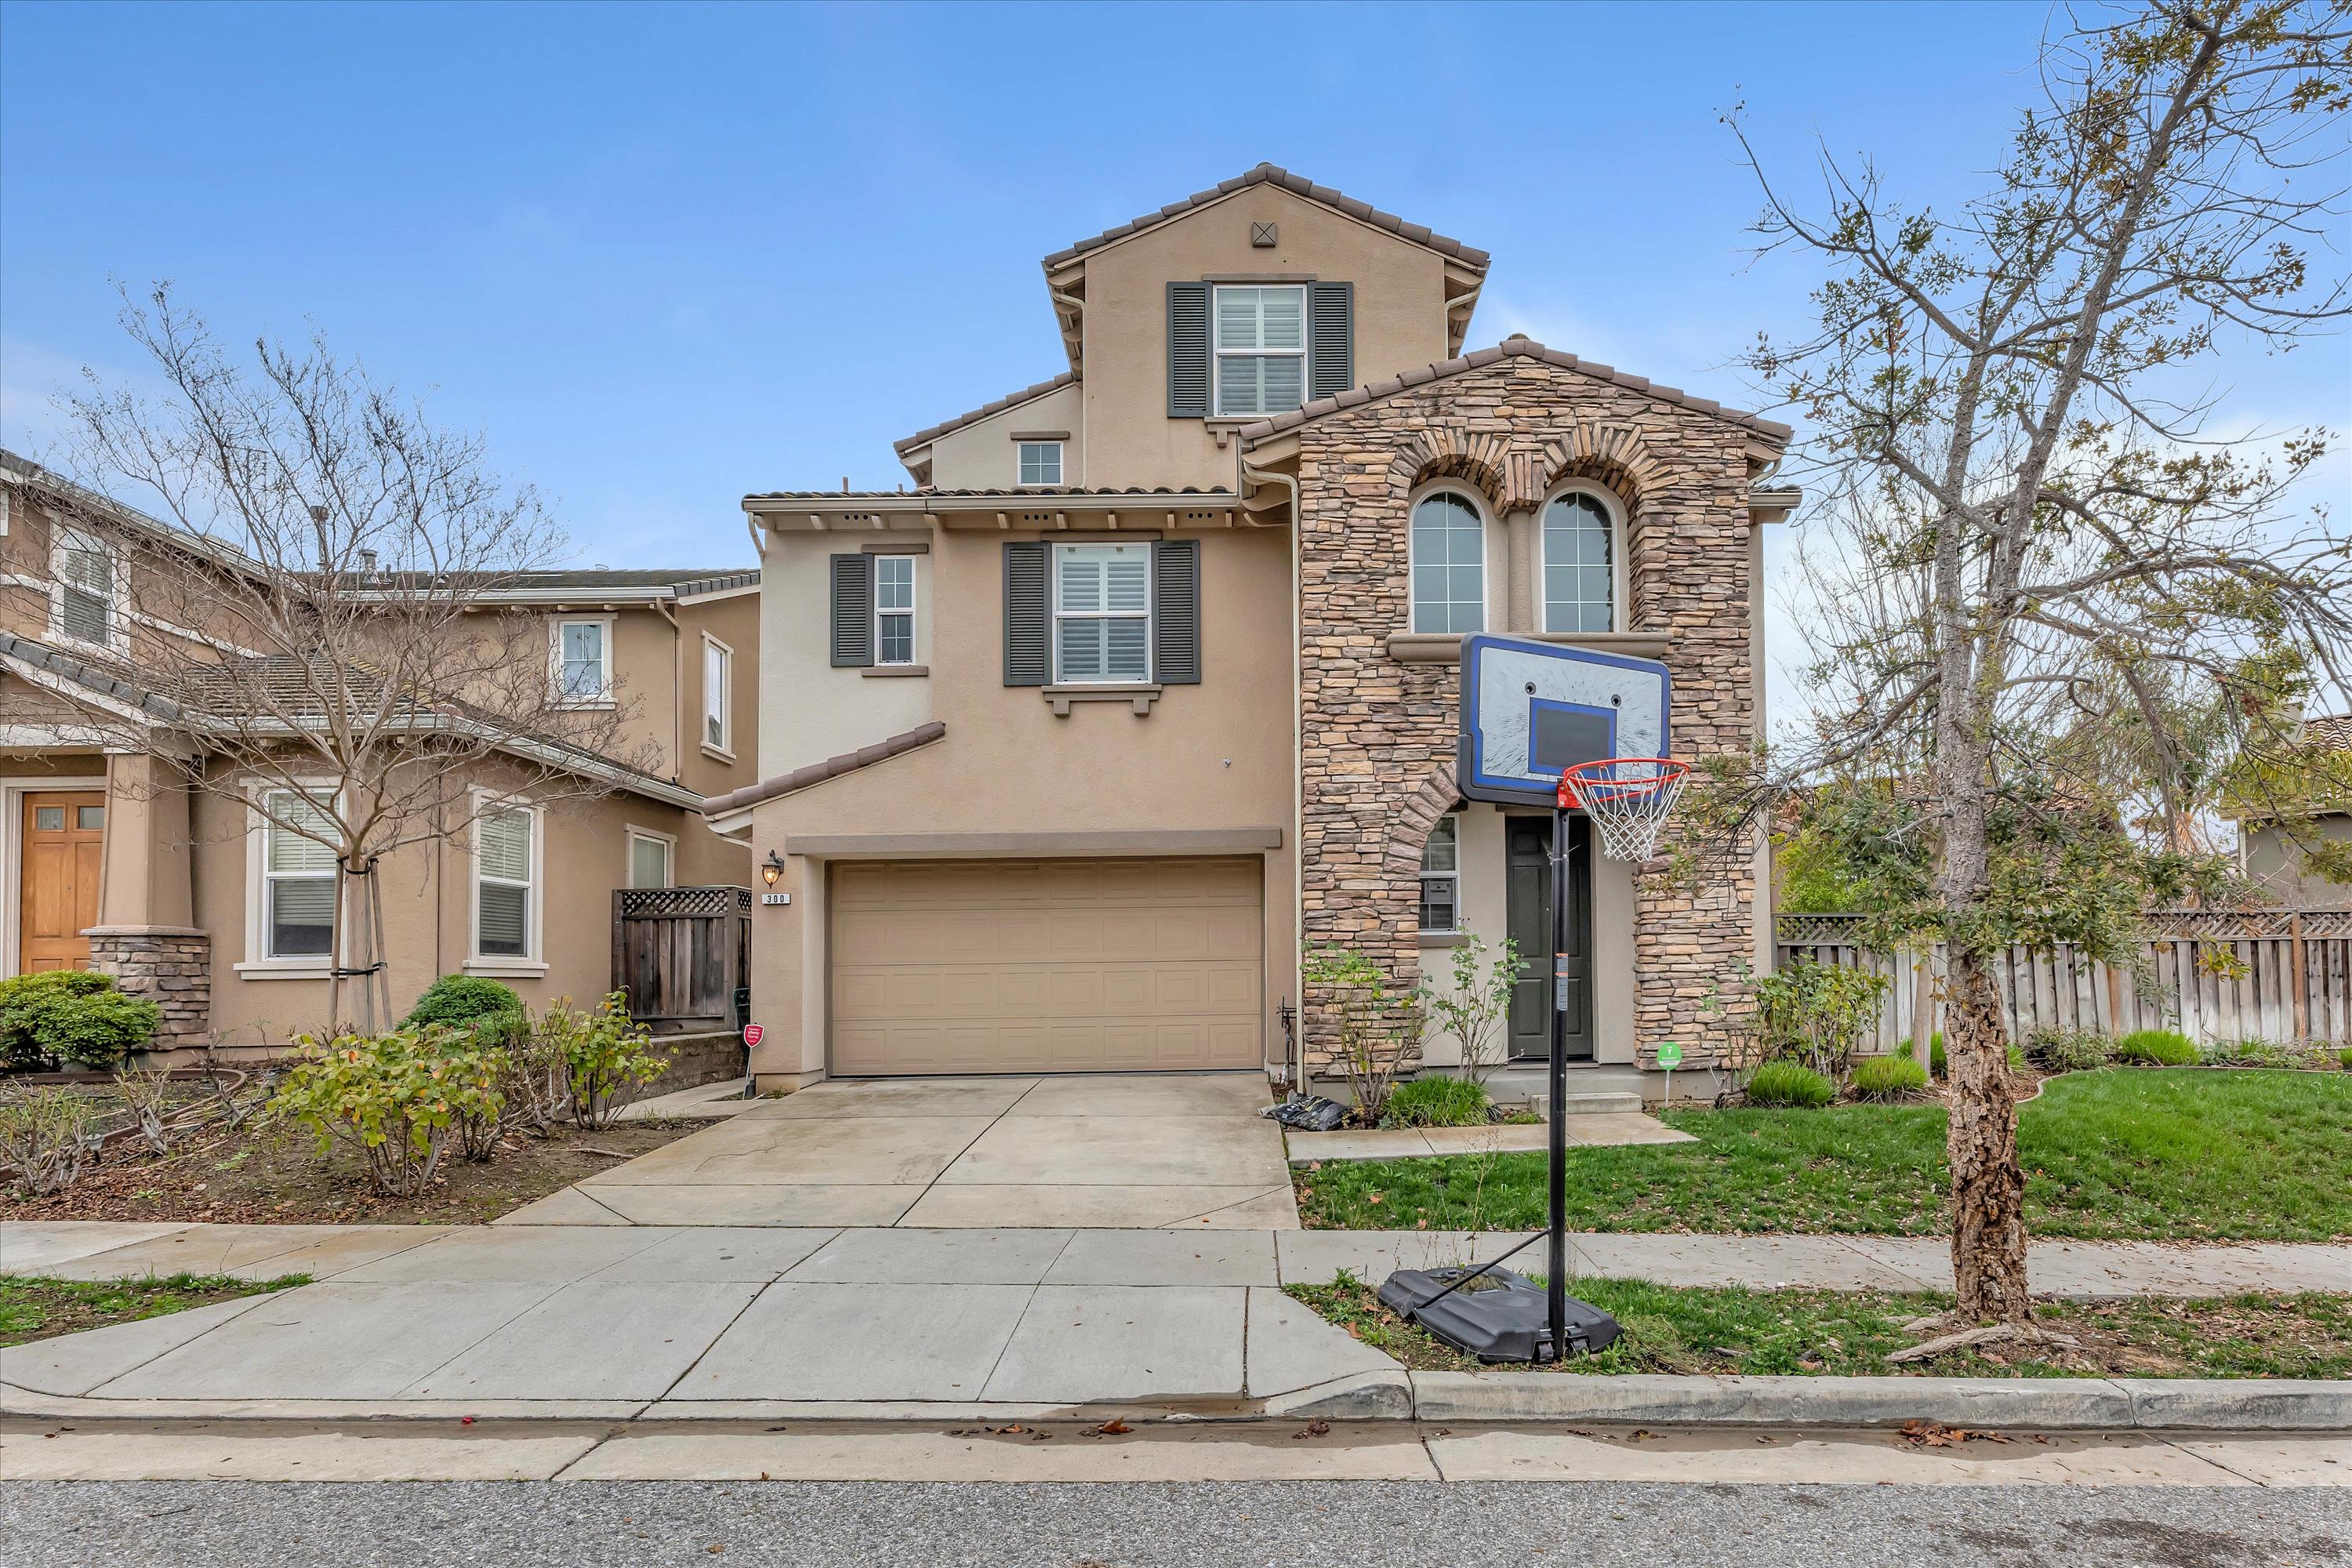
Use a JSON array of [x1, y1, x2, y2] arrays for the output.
[[830, 857, 1262, 1076]]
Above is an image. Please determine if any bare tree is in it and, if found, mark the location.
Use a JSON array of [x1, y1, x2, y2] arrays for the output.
[[1733, 2, 2352, 1323], [41, 287, 659, 1031]]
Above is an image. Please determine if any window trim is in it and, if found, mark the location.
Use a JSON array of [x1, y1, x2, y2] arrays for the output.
[[1014, 441, 1065, 487], [625, 826, 676, 890], [1418, 813, 1461, 935], [871, 555, 918, 669], [47, 525, 127, 655], [1210, 282, 1308, 418], [1537, 482, 1628, 636], [238, 779, 343, 978], [1406, 486, 1490, 636], [550, 615, 616, 708], [1051, 541, 1153, 686], [700, 631, 735, 757], [466, 791, 546, 977]]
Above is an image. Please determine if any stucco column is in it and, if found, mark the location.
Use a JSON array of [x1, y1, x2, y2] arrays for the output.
[[1503, 508, 1537, 633], [87, 751, 210, 1054], [746, 804, 826, 1091]]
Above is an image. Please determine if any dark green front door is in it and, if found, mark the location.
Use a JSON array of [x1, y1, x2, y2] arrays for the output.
[[1504, 814, 1594, 1060]]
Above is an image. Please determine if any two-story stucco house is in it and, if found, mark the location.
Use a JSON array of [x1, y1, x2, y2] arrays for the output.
[[714, 165, 1795, 1096], [0, 450, 760, 1054]]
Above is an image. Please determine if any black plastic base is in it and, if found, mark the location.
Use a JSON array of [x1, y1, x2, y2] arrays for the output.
[[1378, 1265, 1623, 1363]]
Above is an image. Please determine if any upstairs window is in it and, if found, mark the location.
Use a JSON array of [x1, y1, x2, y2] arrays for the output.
[[874, 556, 916, 666], [474, 802, 536, 960], [1542, 492, 1617, 633], [1213, 285, 1305, 416], [1054, 542, 1151, 684], [261, 790, 337, 960], [554, 617, 612, 702], [1016, 441, 1063, 486], [1419, 815, 1461, 934], [702, 634, 734, 751], [628, 829, 673, 890], [50, 529, 118, 649], [1410, 492, 1486, 634]]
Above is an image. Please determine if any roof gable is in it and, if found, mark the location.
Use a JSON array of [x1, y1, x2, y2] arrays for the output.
[[1043, 163, 1490, 272]]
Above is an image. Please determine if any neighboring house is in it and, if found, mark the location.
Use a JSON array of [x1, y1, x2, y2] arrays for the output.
[[2240, 712, 2352, 908], [713, 163, 1796, 1095], [0, 449, 758, 1054]]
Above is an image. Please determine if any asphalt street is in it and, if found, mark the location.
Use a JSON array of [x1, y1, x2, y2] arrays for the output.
[[5, 1481, 2348, 1568]]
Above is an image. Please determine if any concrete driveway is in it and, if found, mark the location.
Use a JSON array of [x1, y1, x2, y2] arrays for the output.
[[503, 1073, 1298, 1230]]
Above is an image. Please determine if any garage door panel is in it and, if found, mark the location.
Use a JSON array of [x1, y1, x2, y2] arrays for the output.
[[830, 857, 1262, 1076]]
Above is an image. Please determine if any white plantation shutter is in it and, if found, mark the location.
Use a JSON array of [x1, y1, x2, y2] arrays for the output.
[[477, 805, 533, 958], [1052, 543, 1152, 683], [1210, 285, 1308, 416], [56, 539, 114, 645], [263, 791, 336, 959]]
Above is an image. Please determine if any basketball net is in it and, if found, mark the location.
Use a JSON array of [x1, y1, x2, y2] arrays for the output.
[[1558, 758, 1691, 862]]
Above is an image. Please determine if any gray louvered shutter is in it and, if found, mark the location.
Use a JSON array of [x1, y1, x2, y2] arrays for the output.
[[1167, 281, 1210, 418], [1003, 540, 1049, 686], [1152, 539, 1200, 685], [1308, 281, 1353, 401], [829, 553, 873, 668]]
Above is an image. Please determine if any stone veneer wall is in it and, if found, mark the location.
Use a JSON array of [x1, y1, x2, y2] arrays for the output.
[[1287, 353, 1763, 1069], [87, 927, 212, 1054]]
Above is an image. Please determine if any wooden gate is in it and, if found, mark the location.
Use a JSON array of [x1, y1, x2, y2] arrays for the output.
[[612, 885, 752, 1036]]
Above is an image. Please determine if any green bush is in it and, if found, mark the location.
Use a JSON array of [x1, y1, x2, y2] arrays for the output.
[[402, 975, 525, 1048], [536, 992, 668, 1131], [0, 971, 160, 1071], [2113, 1028, 2197, 1067], [2024, 1026, 2111, 1074], [262, 1026, 504, 1196], [1849, 1054, 1929, 1102], [1747, 958, 1889, 1080], [1381, 1076, 1491, 1128], [1744, 1060, 1835, 1109], [1930, 1030, 1946, 1077], [2339, 1047, 2352, 1070]]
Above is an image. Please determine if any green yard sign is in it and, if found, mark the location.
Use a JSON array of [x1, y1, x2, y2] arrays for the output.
[[1656, 1040, 1682, 1107]]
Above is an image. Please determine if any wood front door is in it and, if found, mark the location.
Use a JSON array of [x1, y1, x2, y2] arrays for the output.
[[1504, 813, 1594, 1062], [20, 792, 104, 973]]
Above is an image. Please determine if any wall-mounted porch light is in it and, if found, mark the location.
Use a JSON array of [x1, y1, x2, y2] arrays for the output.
[[760, 851, 786, 887]]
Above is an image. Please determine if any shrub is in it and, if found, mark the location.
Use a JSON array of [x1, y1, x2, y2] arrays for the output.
[[1303, 945, 1421, 1125], [1382, 1076, 1491, 1128], [403, 975, 526, 1049], [1746, 959, 1889, 1080], [113, 1066, 179, 1155], [262, 1026, 504, 1196], [2340, 1047, 2352, 1071], [0, 971, 160, 1071], [1744, 1060, 1835, 1109], [536, 993, 667, 1131], [0, 1083, 100, 1195], [2113, 1028, 2197, 1067], [2024, 1026, 2111, 1074], [1849, 1054, 1929, 1102]]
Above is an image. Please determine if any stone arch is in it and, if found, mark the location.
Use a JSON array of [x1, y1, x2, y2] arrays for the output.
[[1534, 423, 1666, 514], [1386, 426, 1511, 509], [1383, 759, 1462, 877]]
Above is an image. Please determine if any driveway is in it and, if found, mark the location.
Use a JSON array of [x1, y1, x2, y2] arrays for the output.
[[504, 1073, 1298, 1230]]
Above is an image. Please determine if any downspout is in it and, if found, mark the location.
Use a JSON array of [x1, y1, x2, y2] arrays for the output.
[[1240, 448, 1303, 1093], [1444, 286, 1480, 352]]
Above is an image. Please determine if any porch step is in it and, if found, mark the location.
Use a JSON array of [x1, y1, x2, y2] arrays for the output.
[[1541, 1091, 1644, 1117]]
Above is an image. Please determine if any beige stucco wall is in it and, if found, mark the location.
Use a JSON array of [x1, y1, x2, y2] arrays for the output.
[[673, 588, 762, 800], [923, 382, 1087, 492], [758, 533, 935, 778], [1073, 184, 1457, 490], [743, 522, 1296, 1085]]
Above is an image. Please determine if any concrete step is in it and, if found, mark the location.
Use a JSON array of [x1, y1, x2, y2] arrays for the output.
[[1541, 1091, 1643, 1117]]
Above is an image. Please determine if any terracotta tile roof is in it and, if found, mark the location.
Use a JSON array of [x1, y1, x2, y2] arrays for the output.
[[2300, 713, 2352, 752], [893, 372, 1077, 456], [702, 721, 947, 817], [742, 485, 1233, 503], [1041, 163, 1490, 271], [1236, 335, 1795, 445]]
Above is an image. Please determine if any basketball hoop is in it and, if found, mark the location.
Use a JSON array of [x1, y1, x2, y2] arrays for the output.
[[1559, 757, 1690, 862]]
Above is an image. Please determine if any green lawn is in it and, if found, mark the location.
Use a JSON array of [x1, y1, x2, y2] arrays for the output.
[[0, 1272, 307, 1347], [1290, 1272, 2352, 1378], [1294, 1068, 2352, 1240]]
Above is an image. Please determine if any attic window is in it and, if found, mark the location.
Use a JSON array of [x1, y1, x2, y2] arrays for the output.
[[1017, 441, 1063, 486]]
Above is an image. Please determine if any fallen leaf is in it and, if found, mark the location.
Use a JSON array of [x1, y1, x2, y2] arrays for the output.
[[1093, 1419, 1132, 1436], [1291, 1420, 1332, 1440]]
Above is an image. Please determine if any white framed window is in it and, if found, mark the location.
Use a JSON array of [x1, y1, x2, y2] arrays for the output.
[[627, 828, 674, 890], [873, 556, 916, 666], [257, 788, 337, 964], [1212, 284, 1306, 416], [552, 616, 613, 703], [1541, 489, 1619, 633], [1419, 815, 1461, 934], [471, 799, 540, 964], [702, 633, 734, 753], [1053, 542, 1151, 684], [1410, 492, 1486, 634], [49, 528, 121, 651], [1016, 441, 1063, 486]]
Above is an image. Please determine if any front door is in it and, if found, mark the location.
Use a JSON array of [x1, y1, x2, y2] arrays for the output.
[[1504, 814, 1594, 1061], [20, 792, 104, 973]]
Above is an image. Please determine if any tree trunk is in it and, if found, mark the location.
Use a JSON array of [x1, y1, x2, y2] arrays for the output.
[[1944, 946, 2030, 1322]]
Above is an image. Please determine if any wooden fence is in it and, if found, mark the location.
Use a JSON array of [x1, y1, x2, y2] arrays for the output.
[[612, 885, 753, 1036], [1773, 909, 2352, 1051]]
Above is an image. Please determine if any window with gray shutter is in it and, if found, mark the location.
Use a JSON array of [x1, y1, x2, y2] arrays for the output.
[[1002, 540, 1048, 686], [1308, 281, 1354, 401], [1152, 538, 1200, 685], [829, 553, 873, 668], [1167, 281, 1210, 418]]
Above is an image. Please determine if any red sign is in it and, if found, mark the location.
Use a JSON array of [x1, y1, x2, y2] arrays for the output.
[[742, 1023, 765, 1048]]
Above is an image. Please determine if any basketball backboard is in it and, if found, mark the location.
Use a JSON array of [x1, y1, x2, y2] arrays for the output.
[[1457, 634, 1671, 808]]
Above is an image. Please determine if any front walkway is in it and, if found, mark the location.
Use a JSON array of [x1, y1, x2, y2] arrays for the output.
[[503, 1072, 1299, 1230]]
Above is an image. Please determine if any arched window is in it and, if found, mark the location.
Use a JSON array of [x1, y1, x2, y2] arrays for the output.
[[1541, 491, 1616, 633], [1410, 492, 1485, 633]]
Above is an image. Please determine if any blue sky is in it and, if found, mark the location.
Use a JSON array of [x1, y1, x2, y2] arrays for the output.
[[4, 1, 2344, 711]]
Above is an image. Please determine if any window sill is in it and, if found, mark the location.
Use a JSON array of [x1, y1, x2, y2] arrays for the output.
[[231, 961, 331, 980], [1417, 931, 1468, 949], [701, 742, 737, 763], [464, 959, 550, 978], [1385, 630, 1673, 664], [552, 697, 618, 710], [1044, 683, 1162, 717], [862, 665, 929, 679]]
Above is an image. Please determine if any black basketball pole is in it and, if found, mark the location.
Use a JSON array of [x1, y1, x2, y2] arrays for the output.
[[1546, 799, 1569, 1363]]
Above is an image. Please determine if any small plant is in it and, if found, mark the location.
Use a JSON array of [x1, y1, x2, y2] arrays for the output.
[[402, 975, 527, 1049], [112, 1066, 179, 1155], [1382, 1075, 1491, 1128], [0, 971, 161, 1071], [2339, 1047, 2352, 1071], [1302, 945, 1421, 1125], [2024, 1026, 2111, 1074], [1419, 935, 1523, 1088], [496, 1017, 574, 1135], [0, 1083, 100, 1195], [537, 993, 668, 1131], [1929, 1030, 1945, 1078], [1744, 1060, 1835, 1109], [1849, 1054, 1929, 1102], [2113, 1028, 2197, 1067], [262, 1026, 504, 1196], [1746, 958, 1889, 1080]]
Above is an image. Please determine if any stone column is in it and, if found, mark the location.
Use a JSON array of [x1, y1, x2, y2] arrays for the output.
[[85, 752, 211, 1054]]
